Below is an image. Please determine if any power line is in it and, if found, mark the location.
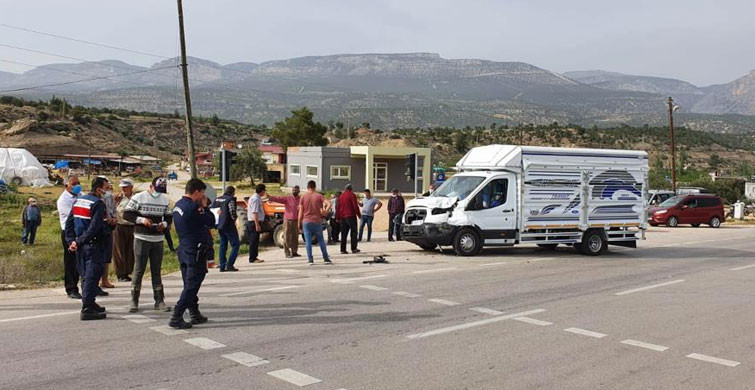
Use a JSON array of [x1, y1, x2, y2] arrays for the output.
[[0, 58, 166, 89], [0, 65, 177, 93]]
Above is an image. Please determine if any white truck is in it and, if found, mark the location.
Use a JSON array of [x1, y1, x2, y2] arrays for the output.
[[402, 145, 649, 256]]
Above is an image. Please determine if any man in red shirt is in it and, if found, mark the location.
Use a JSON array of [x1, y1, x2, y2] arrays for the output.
[[335, 184, 361, 254], [268, 185, 301, 258]]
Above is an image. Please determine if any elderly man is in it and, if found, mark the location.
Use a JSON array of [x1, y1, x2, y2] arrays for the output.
[[100, 177, 116, 289], [57, 174, 82, 299], [246, 184, 267, 263], [21, 197, 42, 245], [268, 185, 301, 258], [113, 178, 135, 282]]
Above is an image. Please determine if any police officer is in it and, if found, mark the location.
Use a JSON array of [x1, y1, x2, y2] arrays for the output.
[[169, 178, 216, 329], [65, 176, 110, 321]]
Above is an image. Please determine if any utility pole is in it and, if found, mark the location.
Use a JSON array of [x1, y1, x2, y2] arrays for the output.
[[667, 97, 677, 194], [177, 0, 197, 178]]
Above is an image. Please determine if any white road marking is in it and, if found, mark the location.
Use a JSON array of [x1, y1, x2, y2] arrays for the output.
[[222, 352, 270, 367], [183, 337, 226, 350], [412, 267, 457, 274], [267, 368, 322, 386], [123, 314, 156, 324], [428, 298, 460, 306], [563, 327, 607, 338], [359, 285, 388, 291], [220, 285, 300, 297], [392, 291, 422, 298], [686, 353, 740, 367], [477, 262, 508, 267], [276, 269, 301, 273], [469, 307, 504, 315], [330, 275, 387, 284], [729, 264, 755, 271], [514, 316, 553, 326], [614, 279, 685, 296], [0, 310, 79, 323], [620, 339, 669, 352], [149, 325, 188, 336], [528, 257, 555, 262], [407, 309, 546, 339]]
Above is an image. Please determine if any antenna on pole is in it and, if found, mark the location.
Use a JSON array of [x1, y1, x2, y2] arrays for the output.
[[177, 0, 197, 179]]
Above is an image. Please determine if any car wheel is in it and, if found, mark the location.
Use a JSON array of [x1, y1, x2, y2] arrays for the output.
[[537, 244, 558, 250], [452, 228, 481, 256], [579, 229, 606, 256], [273, 224, 285, 248], [667, 216, 679, 227], [708, 216, 722, 228], [417, 243, 437, 251]]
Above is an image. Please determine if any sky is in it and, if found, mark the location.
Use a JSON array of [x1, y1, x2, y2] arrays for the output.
[[1, 0, 753, 86]]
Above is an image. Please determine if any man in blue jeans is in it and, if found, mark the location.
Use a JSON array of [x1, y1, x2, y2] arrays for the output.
[[298, 180, 331, 265], [21, 197, 41, 245], [358, 189, 382, 242], [212, 186, 240, 272]]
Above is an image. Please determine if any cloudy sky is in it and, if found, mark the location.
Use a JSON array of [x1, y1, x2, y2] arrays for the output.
[[1, 0, 753, 86]]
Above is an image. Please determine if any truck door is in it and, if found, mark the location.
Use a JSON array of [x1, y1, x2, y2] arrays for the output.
[[465, 174, 517, 244]]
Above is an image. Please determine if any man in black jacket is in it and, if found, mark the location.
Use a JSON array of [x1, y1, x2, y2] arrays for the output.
[[212, 186, 240, 272]]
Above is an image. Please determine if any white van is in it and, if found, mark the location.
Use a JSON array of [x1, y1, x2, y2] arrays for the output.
[[402, 145, 649, 256]]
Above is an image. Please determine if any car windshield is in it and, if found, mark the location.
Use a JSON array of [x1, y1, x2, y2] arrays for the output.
[[659, 195, 684, 208], [433, 176, 485, 199]]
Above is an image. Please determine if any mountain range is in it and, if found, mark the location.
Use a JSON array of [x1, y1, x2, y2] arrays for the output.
[[1, 53, 753, 132]]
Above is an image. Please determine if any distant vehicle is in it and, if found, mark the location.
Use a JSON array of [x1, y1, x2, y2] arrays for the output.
[[677, 186, 711, 195], [168, 171, 178, 180], [648, 194, 724, 228], [647, 190, 675, 207]]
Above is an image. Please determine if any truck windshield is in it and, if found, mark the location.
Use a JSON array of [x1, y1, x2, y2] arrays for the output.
[[659, 195, 683, 208], [433, 176, 485, 199]]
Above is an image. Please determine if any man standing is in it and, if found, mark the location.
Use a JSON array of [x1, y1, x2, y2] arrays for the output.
[[298, 180, 331, 264], [57, 175, 82, 299], [269, 185, 301, 258], [335, 184, 361, 254], [65, 177, 110, 321], [246, 184, 266, 263], [212, 186, 240, 272], [358, 189, 382, 242], [169, 178, 215, 329], [387, 188, 405, 241], [100, 178, 116, 289], [329, 191, 341, 243], [21, 197, 41, 245], [124, 177, 172, 313], [113, 178, 135, 282]]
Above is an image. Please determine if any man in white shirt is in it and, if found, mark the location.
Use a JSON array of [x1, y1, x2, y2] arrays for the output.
[[56, 174, 82, 299], [246, 184, 266, 263]]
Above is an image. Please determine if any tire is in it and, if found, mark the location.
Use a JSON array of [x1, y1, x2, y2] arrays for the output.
[[417, 243, 437, 251], [537, 244, 558, 250], [10, 176, 22, 186], [273, 224, 285, 248], [579, 229, 607, 256], [452, 228, 481, 257], [691, 223, 701, 227], [708, 216, 722, 228], [666, 216, 679, 227]]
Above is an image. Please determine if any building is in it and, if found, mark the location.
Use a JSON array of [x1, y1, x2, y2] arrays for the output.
[[745, 182, 755, 200], [285, 146, 431, 194], [259, 145, 287, 184]]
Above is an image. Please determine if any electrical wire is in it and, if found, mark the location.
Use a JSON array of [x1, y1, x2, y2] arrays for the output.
[[0, 65, 177, 93]]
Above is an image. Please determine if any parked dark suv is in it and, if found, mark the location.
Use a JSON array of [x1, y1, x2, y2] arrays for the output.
[[649, 194, 724, 228]]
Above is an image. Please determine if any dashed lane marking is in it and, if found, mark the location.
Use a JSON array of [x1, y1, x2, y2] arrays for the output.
[[407, 309, 546, 339], [477, 262, 508, 267], [267, 368, 322, 386], [563, 327, 607, 338], [222, 352, 270, 367], [428, 298, 461, 306], [359, 285, 388, 291], [686, 353, 740, 367], [614, 279, 685, 296], [220, 285, 300, 297], [392, 291, 422, 298], [149, 325, 188, 336], [528, 257, 555, 262], [183, 337, 226, 350], [330, 275, 387, 284], [276, 269, 301, 273], [729, 264, 755, 271], [514, 316, 553, 326], [123, 314, 156, 324], [0, 310, 79, 323], [620, 339, 669, 352], [469, 307, 504, 315], [412, 267, 458, 274]]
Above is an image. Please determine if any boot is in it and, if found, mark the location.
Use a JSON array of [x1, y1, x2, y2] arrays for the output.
[[189, 306, 208, 325], [92, 303, 106, 313], [81, 304, 106, 321], [129, 287, 140, 313], [154, 285, 171, 312], [168, 307, 192, 329]]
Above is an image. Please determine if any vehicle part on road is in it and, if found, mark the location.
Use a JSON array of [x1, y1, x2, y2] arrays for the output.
[[667, 216, 679, 227], [537, 243, 559, 250], [708, 216, 721, 228], [579, 229, 607, 256], [453, 228, 481, 256], [363, 255, 389, 264]]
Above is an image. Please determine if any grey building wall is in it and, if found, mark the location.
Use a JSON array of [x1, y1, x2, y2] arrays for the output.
[[378, 156, 424, 194], [285, 147, 325, 189], [321, 148, 355, 191]]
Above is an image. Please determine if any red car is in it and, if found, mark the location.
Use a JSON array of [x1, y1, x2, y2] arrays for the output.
[[649, 194, 724, 228]]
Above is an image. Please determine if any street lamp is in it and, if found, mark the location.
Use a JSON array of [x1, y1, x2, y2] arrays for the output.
[[667, 97, 680, 193]]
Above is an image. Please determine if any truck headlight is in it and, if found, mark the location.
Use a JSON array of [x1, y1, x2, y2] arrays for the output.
[[655, 210, 667, 215]]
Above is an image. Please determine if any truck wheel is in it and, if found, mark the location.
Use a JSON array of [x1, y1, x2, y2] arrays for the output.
[[666, 216, 678, 227], [273, 224, 285, 248], [579, 229, 607, 256], [708, 216, 721, 228], [417, 243, 437, 251], [453, 228, 481, 256], [537, 244, 558, 250]]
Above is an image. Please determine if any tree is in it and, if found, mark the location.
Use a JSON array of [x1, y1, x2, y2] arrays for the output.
[[709, 154, 723, 170], [211, 114, 220, 126], [218, 148, 268, 185], [271, 107, 328, 149]]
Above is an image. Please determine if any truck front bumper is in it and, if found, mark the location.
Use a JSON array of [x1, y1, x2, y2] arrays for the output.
[[402, 222, 456, 247]]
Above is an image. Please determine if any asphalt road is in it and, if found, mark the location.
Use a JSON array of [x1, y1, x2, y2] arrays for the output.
[[2, 225, 755, 389]]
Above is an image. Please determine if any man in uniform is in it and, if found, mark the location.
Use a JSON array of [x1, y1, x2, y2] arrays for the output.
[[169, 178, 215, 329], [65, 177, 110, 321]]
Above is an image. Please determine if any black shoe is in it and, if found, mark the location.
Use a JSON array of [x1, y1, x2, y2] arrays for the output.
[[324, 259, 333, 265], [96, 289, 109, 297], [352, 249, 361, 254], [169, 318, 193, 329], [229, 267, 239, 272], [340, 251, 349, 255], [124, 276, 132, 282], [388, 239, 394, 242], [189, 307, 208, 325], [291, 253, 301, 258], [80, 306, 106, 321], [219, 268, 227, 272], [92, 303, 106, 313], [67, 291, 82, 300]]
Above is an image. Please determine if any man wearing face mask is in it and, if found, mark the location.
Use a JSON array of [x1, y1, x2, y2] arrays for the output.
[[57, 174, 82, 299], [64, 176, 110, 321], [124, 177, 173, 313]]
